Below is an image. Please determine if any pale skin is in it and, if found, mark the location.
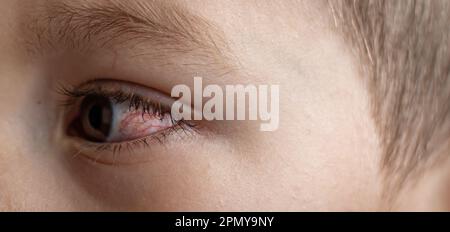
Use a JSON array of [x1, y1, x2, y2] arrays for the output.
[[0, 0, 447, 211]]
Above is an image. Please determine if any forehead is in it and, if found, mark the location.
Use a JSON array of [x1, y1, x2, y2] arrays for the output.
[[183, 0, 328, 33], [179, 0, 333, 74]]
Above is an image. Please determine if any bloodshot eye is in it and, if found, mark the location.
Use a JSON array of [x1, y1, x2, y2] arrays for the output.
[[68, 91, 176, 144], [59, 79, 199, 165]]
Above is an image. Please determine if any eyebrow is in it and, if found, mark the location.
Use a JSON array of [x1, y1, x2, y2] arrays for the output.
[[27, 0, 234, 70]]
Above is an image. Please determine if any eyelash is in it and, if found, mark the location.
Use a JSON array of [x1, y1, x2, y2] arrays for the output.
[[57, 82, 199, 157]]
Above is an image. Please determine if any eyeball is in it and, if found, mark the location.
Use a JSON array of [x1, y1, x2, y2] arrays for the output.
[[70, 93, 175, 144]]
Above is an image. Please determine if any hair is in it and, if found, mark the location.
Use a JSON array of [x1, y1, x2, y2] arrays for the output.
[[328, 0, 450, 197]]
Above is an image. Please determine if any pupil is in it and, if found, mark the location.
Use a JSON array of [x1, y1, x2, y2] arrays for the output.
[[80, 95, 113, 142], [88, 104, 103, 130]]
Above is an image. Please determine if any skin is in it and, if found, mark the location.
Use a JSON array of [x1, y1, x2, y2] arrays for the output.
[[0, 0, 446, 211]]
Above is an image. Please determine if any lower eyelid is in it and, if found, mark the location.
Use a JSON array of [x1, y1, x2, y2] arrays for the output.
[[66, 122, 199, 166]]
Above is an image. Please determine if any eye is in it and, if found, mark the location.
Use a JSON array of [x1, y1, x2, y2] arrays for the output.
[[62, 80, 192, 146], [73, 93, 176, 143]]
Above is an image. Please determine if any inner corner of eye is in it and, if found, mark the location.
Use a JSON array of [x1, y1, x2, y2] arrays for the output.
[[70, 93, 175, 143]]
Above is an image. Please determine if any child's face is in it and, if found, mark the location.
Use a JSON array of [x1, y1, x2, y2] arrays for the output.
[[0, 0, 417, 211]]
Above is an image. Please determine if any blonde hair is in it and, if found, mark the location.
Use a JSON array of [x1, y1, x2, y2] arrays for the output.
[[329, 0, 450, 196]]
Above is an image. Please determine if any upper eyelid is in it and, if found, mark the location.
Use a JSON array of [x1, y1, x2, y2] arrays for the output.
[[58, 79, 176, 107]]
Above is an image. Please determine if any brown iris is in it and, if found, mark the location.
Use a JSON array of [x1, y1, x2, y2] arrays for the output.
[[79, 95, 113, 142]]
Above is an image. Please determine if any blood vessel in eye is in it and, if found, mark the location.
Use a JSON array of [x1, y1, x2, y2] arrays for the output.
[[116, 111, 173, 141]]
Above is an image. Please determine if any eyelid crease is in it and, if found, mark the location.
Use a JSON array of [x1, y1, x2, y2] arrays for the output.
[[57, 79, 175, 109]]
